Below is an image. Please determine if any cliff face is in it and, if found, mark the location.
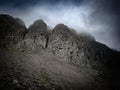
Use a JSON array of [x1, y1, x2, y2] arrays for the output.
[[18, 19, 49, 52], [0, 15, 26, 48], [0, 14, 120, 90]]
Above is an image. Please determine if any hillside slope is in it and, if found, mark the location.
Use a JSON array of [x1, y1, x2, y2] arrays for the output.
[[0, 14, 120, 90]]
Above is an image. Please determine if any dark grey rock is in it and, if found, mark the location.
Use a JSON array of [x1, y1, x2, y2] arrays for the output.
[[47, 24, 95, 67], [0, 14, 120, 90], [0, 14, 26, 48], [18, 19, 49, 52], [52, 24, 72, 38], [15, 18, 26, 27]]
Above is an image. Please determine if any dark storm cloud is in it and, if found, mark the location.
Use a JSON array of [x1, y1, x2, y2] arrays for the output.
[[0, 0, 82, 7], [0, 0, 37, 7]]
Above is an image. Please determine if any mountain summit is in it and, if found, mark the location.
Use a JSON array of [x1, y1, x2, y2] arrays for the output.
[[0, 14, 120, 90]]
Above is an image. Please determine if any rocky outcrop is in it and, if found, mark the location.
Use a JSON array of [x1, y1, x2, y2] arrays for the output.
[[47, 24, 98, 68], [0, 14, 120, 90], [18, 19, 49, 52], [0, 14, 26, 48]]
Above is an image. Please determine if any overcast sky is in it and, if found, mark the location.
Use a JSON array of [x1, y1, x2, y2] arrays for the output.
[[0, 0, 120, 51]]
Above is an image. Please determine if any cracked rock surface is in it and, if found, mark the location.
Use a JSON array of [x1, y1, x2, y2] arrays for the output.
[[0, 14, 120, 90]]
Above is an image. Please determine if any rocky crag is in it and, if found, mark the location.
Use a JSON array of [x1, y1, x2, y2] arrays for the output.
[[0, 14, 120, 90]]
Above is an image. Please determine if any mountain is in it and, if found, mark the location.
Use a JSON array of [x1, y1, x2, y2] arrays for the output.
[[0, 14, 120, 90]]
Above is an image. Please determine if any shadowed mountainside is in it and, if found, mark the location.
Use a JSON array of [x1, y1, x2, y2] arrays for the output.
[[0, 14, 120, 90]]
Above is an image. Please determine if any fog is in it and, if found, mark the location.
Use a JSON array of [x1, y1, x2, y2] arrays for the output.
[[0, 0, 120, 50]]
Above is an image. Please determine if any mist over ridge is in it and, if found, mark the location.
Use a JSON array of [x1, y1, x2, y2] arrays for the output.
[[1, 0, 119, 50]]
